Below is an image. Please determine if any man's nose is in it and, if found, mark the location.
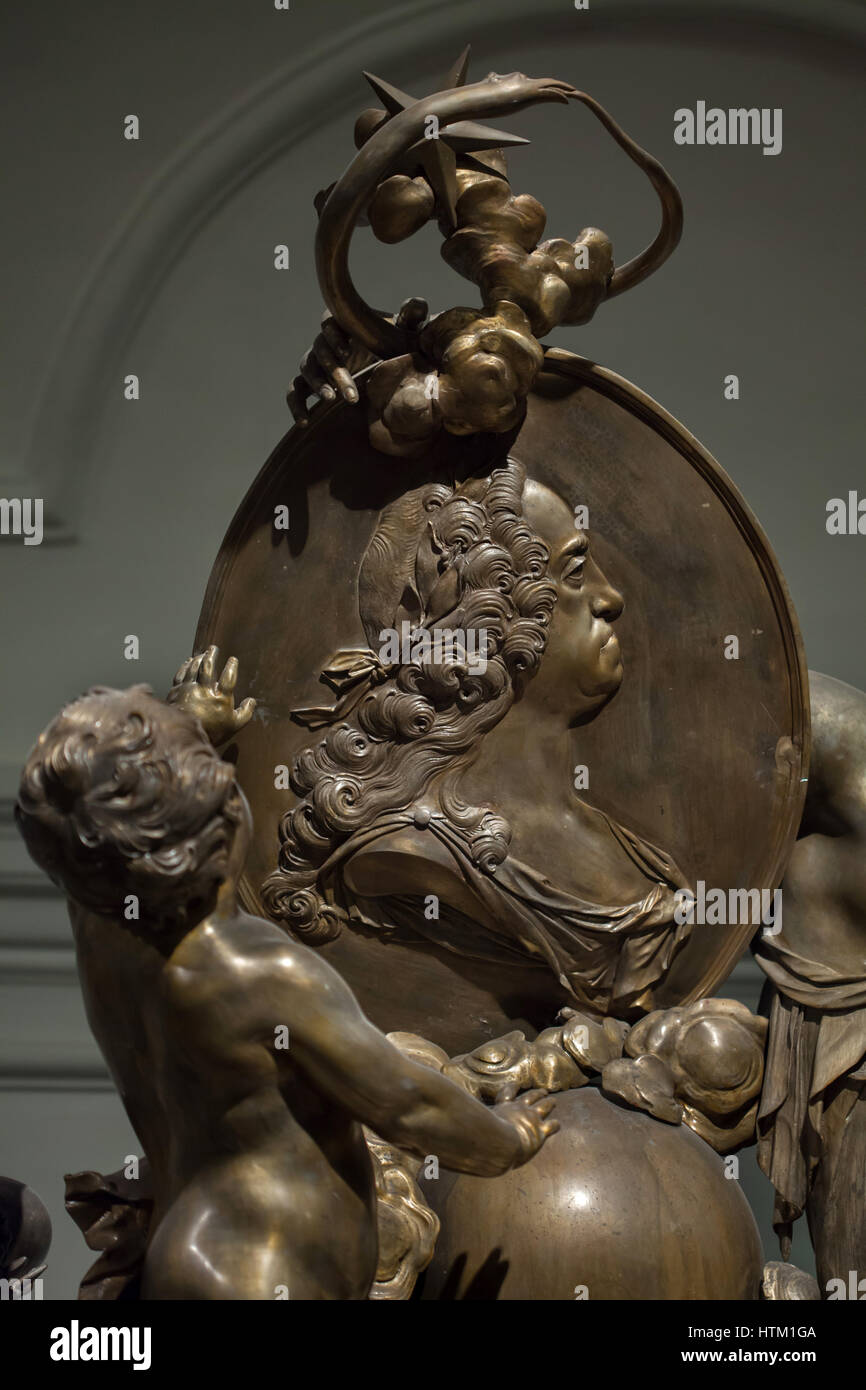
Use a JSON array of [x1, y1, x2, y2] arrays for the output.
[[591, 577, 624, 622]]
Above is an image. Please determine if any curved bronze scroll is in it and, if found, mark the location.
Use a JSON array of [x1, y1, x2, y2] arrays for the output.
[[315, 73, 683, 358]]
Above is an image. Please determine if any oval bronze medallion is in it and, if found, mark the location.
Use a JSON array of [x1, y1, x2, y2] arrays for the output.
[[195, 347, 808, 1052]]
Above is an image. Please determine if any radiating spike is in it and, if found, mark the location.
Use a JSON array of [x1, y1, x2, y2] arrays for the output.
[[362, 71, 415, 115], [457, 150, 512, 180], [420, 141, 459, 229], [439, 120, 530, 152], [443, 45, 471, 91]]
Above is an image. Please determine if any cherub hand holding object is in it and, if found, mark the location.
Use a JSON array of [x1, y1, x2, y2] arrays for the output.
[[15, 652, 557, 1300]]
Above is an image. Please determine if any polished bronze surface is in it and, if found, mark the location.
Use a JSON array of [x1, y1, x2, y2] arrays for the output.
[[16, 659, 557, 1299], [417, 1087, 764, 1301]]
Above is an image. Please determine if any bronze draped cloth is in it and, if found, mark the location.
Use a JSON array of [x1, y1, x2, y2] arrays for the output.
[[754, 932, 866, 1264], [316, 808, 691, 1017]]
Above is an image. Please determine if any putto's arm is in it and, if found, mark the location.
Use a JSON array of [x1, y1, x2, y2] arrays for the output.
[[264, 948, 557, 1176], [165, 646, 255, 747]]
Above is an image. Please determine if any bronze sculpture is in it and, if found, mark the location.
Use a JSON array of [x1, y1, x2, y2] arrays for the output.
[[16, 657, 557, 1299], [296, 52, 681, 455], [755, 673, 866, 1293], [196, 53, 805, 1053], [14, 46, 863, 1300], [197, 358, 806, 1058], [262, 460, 694, 1027]]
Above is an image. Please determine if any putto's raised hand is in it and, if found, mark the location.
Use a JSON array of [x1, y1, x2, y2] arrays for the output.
[[166, 646, 255, 746]]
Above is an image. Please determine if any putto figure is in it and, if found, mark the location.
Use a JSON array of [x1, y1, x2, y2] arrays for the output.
[[15, 653, 557, 1300]]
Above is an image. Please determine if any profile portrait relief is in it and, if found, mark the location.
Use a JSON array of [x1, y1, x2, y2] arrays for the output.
[[262, 456, 692, 1021]]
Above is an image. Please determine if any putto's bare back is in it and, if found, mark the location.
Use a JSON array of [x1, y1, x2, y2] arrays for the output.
[[71, 904, 380, 1298]]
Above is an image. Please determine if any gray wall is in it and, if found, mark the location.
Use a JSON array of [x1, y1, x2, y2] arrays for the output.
[[1, 0, 863, 1296]]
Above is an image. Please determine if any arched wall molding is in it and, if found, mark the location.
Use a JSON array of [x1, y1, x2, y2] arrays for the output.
[[15, 0, 866, 540]]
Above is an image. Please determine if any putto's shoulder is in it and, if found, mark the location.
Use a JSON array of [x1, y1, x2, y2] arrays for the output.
[[223, 913, 316, 972], [168, 912, 322, 996]]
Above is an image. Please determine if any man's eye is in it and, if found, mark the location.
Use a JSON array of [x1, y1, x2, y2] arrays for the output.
[[562, 557, 585, 585]]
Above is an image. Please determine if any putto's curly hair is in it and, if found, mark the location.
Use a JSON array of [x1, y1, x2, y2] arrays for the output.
[[16, 686, 243, 926], [262, 457, 557, 941]]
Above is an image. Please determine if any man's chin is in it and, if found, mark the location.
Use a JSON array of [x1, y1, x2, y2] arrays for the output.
[[570, 671, 622, 725], [597, 652, 624, 694]]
